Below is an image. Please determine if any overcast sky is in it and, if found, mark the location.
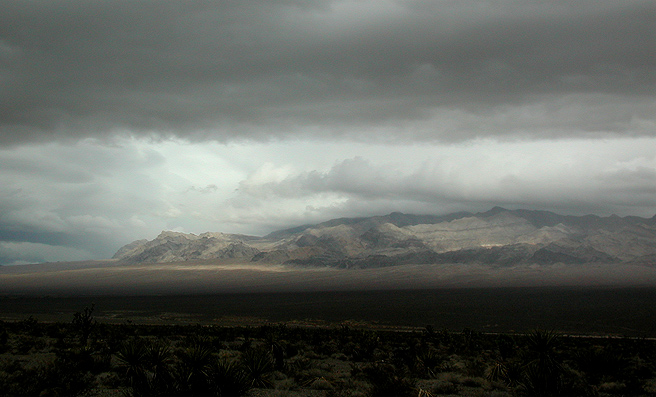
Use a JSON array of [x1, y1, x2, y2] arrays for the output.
[[1, 0, 655, 265]]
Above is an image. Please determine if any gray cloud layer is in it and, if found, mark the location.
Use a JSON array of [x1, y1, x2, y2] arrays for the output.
[[2, 1, 656, 266], [236, 139, 656, 217], [2, 0, 655, 144]]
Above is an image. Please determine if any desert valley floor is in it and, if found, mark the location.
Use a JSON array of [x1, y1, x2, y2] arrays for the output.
[[3, 259, 656, 335]]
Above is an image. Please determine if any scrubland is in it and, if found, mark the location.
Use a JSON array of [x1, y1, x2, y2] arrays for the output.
[[2, 307, 656, 396]]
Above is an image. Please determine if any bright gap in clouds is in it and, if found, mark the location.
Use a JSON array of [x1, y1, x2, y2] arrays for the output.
[[1, 136, 655, 265]]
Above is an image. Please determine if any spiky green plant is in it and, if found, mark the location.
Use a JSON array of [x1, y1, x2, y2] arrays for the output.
[[240, 347, 274, 388], [115, 338, 149, 395], [521, 329, 564, 396], [177, 343, 215, 394], [487, 359, 523, 388], [146, 341, 174, 394], [211, 357, 251, 396], [416, 348, 443, 378]]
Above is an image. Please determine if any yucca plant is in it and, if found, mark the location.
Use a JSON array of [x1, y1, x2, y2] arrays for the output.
[[416, 348, 443, 378], [211, 357, 251, 396], [146, 341, 175, 394], [416, 388, 434, 397], [115, 338, 150, 395], [526, 329, 560, 361], [520, 329, 564, 396], [177, 343, 215, 394], [487, 359, 523, 388], [240, 347, 274, 388]]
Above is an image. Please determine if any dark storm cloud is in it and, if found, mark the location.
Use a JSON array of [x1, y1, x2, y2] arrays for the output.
[[2, 0, 655, 145], [2, 1, 656, 266]]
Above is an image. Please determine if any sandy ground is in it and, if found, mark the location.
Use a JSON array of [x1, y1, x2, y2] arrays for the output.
[[2, 258, 656, 296]]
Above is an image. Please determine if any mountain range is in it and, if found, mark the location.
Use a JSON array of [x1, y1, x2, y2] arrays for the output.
[[114, 207, 656, 268]]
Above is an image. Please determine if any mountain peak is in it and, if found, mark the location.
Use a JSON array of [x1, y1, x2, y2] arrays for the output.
[[481, 206, 508, 216], [157, 230, 196, 239], [113, 208, 656, 267]]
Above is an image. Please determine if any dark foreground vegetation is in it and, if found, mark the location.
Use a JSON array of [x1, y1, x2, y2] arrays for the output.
[[2, 307, 656, 396]]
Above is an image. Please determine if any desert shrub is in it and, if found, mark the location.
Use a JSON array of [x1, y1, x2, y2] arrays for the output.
[[0, 359, 27, 395], [598, 381, 627, 394], [211, 337, 228, 352], [495, 334, 517, 361], [14, 334, 44, 355], [388, 343, 416, 371], [97, 322, 127, 353], [315, 337, 341, 357], [18, 316, 40, 337], [310, 377, 334, 390], [557, 365, 595, 397], [72, 304, 96, 346], [465, 355, 489, 377], [283, 340, 302, 359], [296, 367, 330, 387], [619, 354, 655, 395], [460, 376, 486, 388], [36, 354, 95, 396], [0, 353, 94, 396], [642, 378, 656, 394], [287, 354, 316, 385], [59, 346, 96, 370], [274, 377, 296, 391], [479, 391, 513, 397], [573, 344, 627, 385], [330, 377, 372, 397], [358, 362, 415, 397], [434, 329, 454, 349], [0, 325, 8, 353], [430, 379, 460, 395], [348, 331, 381, 362], [457, 328, 483, 355]]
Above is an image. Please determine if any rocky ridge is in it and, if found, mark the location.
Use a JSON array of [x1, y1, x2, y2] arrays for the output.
[[113, 207, 656, 268]]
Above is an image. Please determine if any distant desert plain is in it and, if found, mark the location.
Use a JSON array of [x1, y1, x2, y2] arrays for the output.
[[3, 259, 656, 297]]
